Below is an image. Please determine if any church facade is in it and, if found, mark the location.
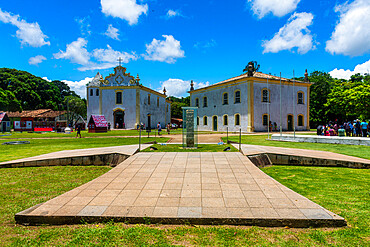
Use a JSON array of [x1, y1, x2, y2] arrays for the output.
[[189, 71, 311, 132], [87, 66, 171, 130]]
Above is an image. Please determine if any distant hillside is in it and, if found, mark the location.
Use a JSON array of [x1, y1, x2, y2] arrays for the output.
[[0, 68, 79, 112]]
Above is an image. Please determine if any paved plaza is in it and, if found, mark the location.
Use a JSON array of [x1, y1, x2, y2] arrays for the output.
[[16, 152, 345, 227]]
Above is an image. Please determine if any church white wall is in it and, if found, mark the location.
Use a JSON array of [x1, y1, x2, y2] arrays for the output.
[[100, 88, 137, 129], [87, 87, 100, 123], [253, 81, 309, 131], [139, 91, 169, 129], [190, 82, 249, 132]]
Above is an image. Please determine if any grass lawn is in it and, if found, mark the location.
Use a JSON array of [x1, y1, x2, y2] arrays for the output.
[[223, 134, 370, 160], [0, 165, 368, 246], [0, 137, 169, 163], [142, 144, 239, 152]]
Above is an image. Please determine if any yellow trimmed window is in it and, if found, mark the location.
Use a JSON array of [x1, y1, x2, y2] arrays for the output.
[[223, 115, 228, 125]]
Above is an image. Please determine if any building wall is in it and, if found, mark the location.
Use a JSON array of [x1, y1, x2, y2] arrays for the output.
[[139, 90, 170, 129], [100, 87, 137, 129], [86, 87, 100, 119], [190, 81, 249, 132], [190, 79, 310, 132], [87, 86, 171, 129], [253, 81, 309, 131]]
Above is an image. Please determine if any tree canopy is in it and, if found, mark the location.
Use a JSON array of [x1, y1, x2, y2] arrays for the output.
[[309, 72, 370, 127], [0, 68, 81, 113]]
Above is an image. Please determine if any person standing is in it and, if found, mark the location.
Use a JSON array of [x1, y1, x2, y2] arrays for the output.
[[76, 124, 82, 138], [157, 122, 162, 136], [360, 120, 368, 137], [166, 123, 171, 134]]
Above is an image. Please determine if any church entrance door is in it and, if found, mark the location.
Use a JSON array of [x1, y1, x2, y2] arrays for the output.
[[287, 115, 293, 131], [213, 116, 218, 131], [114, 110, 125, 129]]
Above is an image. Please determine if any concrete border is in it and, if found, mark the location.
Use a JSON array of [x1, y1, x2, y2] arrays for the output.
[[0, 153, 129, 168], [271, 134, 370, 146], [15, 204, 346, 228]]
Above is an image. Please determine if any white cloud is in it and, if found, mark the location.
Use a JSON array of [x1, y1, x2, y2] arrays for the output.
[[144, 35, 185, 63], [248, 0, 301, 18], [54, 38, 90, 65], [93, 45, 136, 63], [54, 38, 137, 71], [75, 17, 91, 36], [329, 59, 370, 80], [104, 24, 120, 40], [62, 77, 93, 98], [165, 10, 182, 19], [262, 12, 315, 54], [326, 0, 370, 56], [101, 0, 148, 25], [194, 39, 217, 52], [158, 79, 209, 98], [0, 8, 50, 47], [42, 77, 51, 82], [29, 55, 46, 66]]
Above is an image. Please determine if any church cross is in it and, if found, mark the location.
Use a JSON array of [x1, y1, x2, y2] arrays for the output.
[[117, 57, 123, 66]]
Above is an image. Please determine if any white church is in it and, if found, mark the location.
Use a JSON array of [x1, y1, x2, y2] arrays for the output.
[[189, 66, 311, 132], [87, 65, 171, 129]]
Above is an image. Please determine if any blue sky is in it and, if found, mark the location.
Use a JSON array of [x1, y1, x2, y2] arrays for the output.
[[1, 0, 370, 98]]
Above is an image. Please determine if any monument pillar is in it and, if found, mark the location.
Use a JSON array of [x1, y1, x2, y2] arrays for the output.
[[182, 107, 198, 148]]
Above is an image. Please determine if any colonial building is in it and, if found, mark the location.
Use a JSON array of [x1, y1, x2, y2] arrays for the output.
[[87, 65, 171, 129], [189, 69, 311, 132]]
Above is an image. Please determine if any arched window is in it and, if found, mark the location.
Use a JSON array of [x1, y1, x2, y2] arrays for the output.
[[195, 98, 199, 107], [297, 92, 304, 104], [234, 90, 241, 103], [223, 93, 228, 105], [157, 97, 159, 107], [148, 94, 151, 105], [116, 92, 122, 104], [298, 115, 304, 126], [223, 115, 228, 125], [96, 89, 99, 96], [197, 116, 199, 126], [90, 89, 93, 96], [235, 114, 240, 126], [203, 116, 208, 125], [203, 97, 208, 107], [262, 114, 269, 126], [262, 89, 269, 102], [166, 104, 169, 112]]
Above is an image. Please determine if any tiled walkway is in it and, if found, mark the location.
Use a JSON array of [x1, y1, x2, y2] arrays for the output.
[[16, 152, 345, 227]]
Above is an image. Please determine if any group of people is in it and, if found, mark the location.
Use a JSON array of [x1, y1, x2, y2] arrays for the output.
[[137, 122, 172, 136], [317, 120, 369, 137]]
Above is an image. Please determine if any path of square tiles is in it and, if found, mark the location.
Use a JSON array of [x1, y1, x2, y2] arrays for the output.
[[16, 152, 345, 227]]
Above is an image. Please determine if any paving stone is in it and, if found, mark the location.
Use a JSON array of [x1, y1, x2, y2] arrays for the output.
[[178, 207, 202, 218], [300, 208, 333, 219], [77, 206, 107, 216]]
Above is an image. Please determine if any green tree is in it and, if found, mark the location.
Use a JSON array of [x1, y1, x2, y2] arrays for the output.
[[308, 71, 335, 127], [0, 68, 81, 112], [326, 75, 370, 120], [0, 88, 22, 112], [167, 96, 190, 118], [64, 96, 87, 124]]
